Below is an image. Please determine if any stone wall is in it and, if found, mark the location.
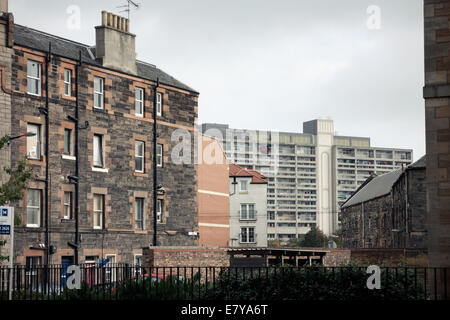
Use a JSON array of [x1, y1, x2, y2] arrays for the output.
[[0, 13, 13, 266], [423, 0, 450, 271], [341, 168, 427, 250]]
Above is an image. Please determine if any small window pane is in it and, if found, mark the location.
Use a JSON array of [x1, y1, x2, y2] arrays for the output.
[[64, 129, 71, 155], [135, 141, 144, 172], [93, 135, 104, 167], [27, 124, 40, 159], [27, 189, 41, 227], [64, 69, 71, 96], [64, 192, 72, 219], [135, 198, 144, 230]]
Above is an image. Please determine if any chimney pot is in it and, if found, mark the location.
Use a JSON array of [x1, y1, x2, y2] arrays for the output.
[[101, 11, 107, 26], [108, 13, 113, 27]]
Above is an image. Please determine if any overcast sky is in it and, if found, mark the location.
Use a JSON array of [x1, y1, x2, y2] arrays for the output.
[[10, 0, 425, 159]]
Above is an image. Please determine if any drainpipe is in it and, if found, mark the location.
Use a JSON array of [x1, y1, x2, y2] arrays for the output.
[[43, 42, 51, 292], [361, 202, 365, 248], [405, 170, 409, 249], [152, 78, 160, 246], [74, 51, 81, 264]]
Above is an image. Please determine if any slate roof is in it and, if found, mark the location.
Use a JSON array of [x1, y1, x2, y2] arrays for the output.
[[341, 169, 403, 209], [13, 24, 198, 94], [341, 155, 427, 209], [407, 155, 426, 169], [229, 163, 268, 184]]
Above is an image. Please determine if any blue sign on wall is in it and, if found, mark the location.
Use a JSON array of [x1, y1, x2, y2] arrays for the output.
[[0, 225, 10, 235], [1, 208, 7, 217]]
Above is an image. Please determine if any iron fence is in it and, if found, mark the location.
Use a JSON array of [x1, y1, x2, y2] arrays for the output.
[[0, 265, 448, 300]]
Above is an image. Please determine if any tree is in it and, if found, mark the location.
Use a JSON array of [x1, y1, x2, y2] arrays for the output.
[[0, 135, 32, 262], [285, 235, 305, 248], [301, 226, 328, 248]]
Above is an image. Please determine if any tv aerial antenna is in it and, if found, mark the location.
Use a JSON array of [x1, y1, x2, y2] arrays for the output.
[[117, 0, 140, 20]]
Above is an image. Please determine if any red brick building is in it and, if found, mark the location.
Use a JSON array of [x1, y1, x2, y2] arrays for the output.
[[196, 134, 230, 246]]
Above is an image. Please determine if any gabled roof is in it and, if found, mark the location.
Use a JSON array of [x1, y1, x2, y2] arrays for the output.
[[229, 163, 268, 184], [341, 169, 403, 209], [13, 24, 198, 94], [407, 155, 426, 169], [341, 155, 427, 209]]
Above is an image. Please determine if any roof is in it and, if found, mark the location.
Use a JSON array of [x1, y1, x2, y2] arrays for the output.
[[229, 163, 267, 184], [407, 155, 426, 169], [13, 24, 198, 94], [341, 169, 403, 209]]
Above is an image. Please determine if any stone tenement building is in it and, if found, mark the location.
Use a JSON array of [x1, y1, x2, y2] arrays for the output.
[[341, 156, 427, 250], [0, 3, 199, 266]]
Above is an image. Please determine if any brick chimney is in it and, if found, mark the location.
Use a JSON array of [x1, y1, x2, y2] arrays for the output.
[[95, 11, 137, 75]]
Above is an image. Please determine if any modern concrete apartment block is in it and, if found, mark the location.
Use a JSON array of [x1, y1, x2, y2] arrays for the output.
[[229, 164, 268, 247], [201, 120, 413, 242]]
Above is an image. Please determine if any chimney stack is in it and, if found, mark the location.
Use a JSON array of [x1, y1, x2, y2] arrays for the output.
[[95, 11, 136, 75], [0, 0, 7, 14]]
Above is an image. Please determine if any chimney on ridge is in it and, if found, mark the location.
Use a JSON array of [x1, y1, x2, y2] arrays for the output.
[[95, 11, 137, 75]]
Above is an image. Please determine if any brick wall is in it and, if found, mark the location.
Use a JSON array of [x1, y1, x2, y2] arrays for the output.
[[142, 247, 230, 267], [197, 134, 230, 247]]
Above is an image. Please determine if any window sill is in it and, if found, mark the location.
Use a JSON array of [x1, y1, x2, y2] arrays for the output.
[[62, 155, 76, 161], [92, 167, 109, 173], [134, 230, 147, 234], [133, 172, 148, 178], [62, 95, 76, 101], [239, 219, 257, 222], [26, 225, 40, 228], [93, 107, 107, 113], [27, 92, 42, 97]]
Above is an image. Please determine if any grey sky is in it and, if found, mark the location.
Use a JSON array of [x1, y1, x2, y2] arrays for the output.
[[10, 0, 425, 159]]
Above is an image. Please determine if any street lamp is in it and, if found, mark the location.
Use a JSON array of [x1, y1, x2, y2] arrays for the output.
[[7, 132, 36, 144]]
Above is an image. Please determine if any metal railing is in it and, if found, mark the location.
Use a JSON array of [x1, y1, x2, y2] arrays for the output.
[[0, 265, 448, 300]]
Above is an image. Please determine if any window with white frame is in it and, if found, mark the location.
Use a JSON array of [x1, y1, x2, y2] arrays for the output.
[[135, 87, 144, 117], [105, 254, 116, 283], [240, 180, 248, 192], [134, 255, 143, 276], [240, 227, 255, 243], [64, 69, 72, 96], [63, 191, 73, 220], [135, 140, 145, 173], [25, 256, 41, 287], [135, 198, 145, 230], [27, 189, 41, 228], [240, 204, 255, 220], [93, 134, 104, 168], [156, 92, 162, 116], [93, 194, 104, 229], [27, 123, 41, 160], [157, 199, 163, 223], [64, 128, 73, 156], [94, 77, 104, 110], [27, 60, 41, 96], [157, 144, 163, 167]]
